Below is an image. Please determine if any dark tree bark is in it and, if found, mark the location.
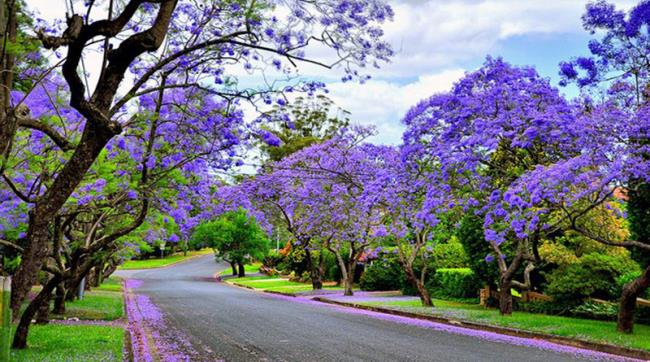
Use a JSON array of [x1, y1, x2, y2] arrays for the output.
[[0, 0, 17, 164], [13, 275, 60, 348], [11, 0, 178, 317], [617, 265, 650, 333], [304, 248, 323, 290], [35, 292, 52, 324], [102, 261, 119, 280], [403, 265, 433, 307], [499, 276, 514, 316], [52, 284, 66, 315], [237, 262, 245, 277], [343, 259, 357, 296], [230, 261, 237, 276]]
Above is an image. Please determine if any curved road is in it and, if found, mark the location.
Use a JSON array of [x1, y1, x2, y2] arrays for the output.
[[116, 255, 623, 362]]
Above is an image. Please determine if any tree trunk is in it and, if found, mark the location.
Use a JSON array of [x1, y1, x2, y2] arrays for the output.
[[304, 249, 323, 290], [499, 277, 513, 316], [0, 0, 17, 163], [102, 261, 118, 280], [13, 276, 60, 349], [237, 262, 245, 277], [230, 262, 237, 276], [403, 264, 433, 307], [617, 265, 650, 333], [52, 284, 66, 315], [343, 260, 356, 296], [11, 126, 115, 316], [35, 292, 52, 325], [85, 268, 96, 290]]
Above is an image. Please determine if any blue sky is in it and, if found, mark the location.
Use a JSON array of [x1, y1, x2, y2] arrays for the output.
[[318, 0, 636, 145], [27, 0, 635, 145]]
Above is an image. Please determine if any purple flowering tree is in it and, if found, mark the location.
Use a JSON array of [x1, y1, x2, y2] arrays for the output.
[[2, 0, 394, 346], [376, 146, 444, 307], [499, 0, 650, 333], [402, 57, 580, 315], [5, 70, 248, 346]]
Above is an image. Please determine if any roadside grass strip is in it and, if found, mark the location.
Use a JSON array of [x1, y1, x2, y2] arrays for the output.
[[94, 277, 123, 292], [321, 295, 650, 355], [120, 249, 213, 270], [56, 290, 124, 321], [228, 275, 343, 294], [10, 324, 124, 362], [252, 292, 642, 362]]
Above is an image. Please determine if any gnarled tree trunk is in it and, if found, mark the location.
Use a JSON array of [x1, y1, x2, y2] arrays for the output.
[[403, 265, 433, 307], [617, 265, 650, 333], [13, 276, 60, 348], [52, 283, 66, 315], [237, 262, 245, 277], [304, 248, 323, 290], [499, 276, 513, 316]]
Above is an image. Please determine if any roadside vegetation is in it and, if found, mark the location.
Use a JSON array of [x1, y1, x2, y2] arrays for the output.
[[120, 249, 213, 270], [11, 278, 125, 361], [356, 298, 650, 352]]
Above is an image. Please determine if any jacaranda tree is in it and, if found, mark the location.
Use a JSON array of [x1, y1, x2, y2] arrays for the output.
[[0, 0, 394, 349]]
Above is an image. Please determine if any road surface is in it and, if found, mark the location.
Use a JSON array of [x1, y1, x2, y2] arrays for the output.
[[116, 255, 626, 362]]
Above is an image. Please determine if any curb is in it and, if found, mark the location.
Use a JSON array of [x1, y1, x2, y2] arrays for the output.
[[312, 297, 650, 361]]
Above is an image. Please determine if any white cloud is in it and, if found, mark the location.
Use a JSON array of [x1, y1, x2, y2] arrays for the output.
[[327, 68, 466, 145]]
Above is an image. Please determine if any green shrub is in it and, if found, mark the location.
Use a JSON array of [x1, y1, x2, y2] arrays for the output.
[[615, 271, 650, 299], [569, 300, 618, 321], [457, 214, 501, 288], [516, 300, 573, 315], [431, 268, 479, 298], [545, 253, 639, 301], [432, 239, 470, 268], [263, 249, 284, 268], [360, 257, 403, 291]]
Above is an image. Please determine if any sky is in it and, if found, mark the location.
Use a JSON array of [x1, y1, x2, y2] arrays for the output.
[[26, 0, 636, 146]]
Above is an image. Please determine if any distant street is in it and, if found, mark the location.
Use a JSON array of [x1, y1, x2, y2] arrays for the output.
[[116, 255, 629, 362]]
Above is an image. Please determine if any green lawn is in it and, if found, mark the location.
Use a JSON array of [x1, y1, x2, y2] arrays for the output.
[[11, 324, 124, 362], [359, 298, 650, 351], [218, 262, 263, 276], [55, 290, 124, 321], [94, 277, 123, 292], [229, 275, 343, 294], [119, 249, 212, 269], [11, 279, 126, 361]]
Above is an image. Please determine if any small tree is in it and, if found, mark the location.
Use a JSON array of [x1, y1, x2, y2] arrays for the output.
[[191, 209, 269, 277]]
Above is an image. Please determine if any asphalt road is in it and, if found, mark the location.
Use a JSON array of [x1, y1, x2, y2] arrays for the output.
[[116, 255, 621, 362]]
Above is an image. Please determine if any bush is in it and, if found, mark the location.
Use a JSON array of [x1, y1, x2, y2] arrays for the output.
[[545, 253, 639, 301], [432, 239, 470, 268], [360, 257, 403, 291], [431, 268, 479, 298], [263, 249, 284, 269], [570, 300, 618, 321], [615, 271, 650, 299], [457, 214, 501, 288]]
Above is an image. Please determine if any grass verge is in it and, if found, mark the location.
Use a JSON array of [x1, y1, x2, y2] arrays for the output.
[[217, 262, 263, 276], [10, 324, 123, 362], [119, 249, 212, 270], [229, 275, 343, 294], [55, 290, 124, 321], [358, 298, 650, 352]]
